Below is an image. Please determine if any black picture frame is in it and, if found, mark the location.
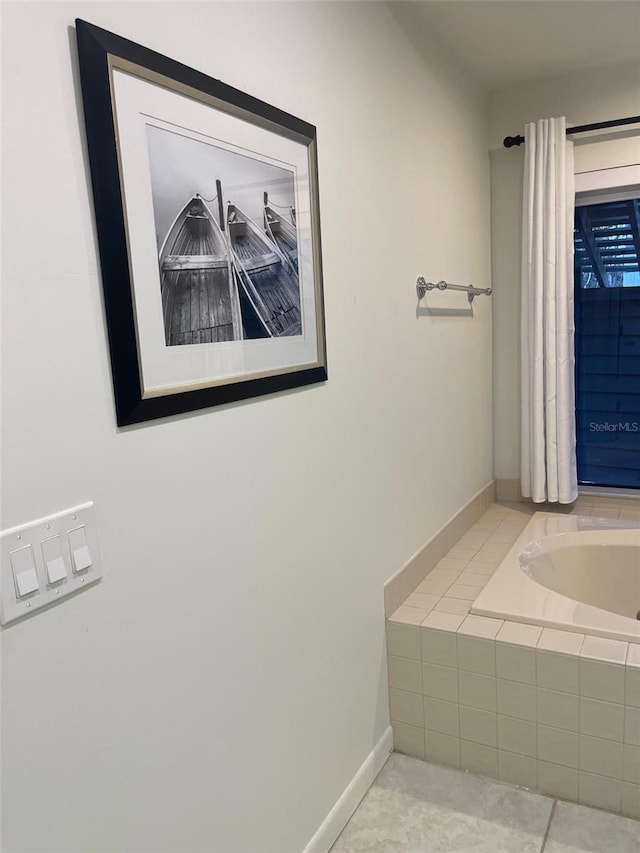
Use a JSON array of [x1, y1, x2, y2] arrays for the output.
[[75, 19, 327, 426]]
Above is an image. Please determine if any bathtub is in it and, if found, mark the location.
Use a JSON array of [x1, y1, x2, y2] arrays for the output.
[[472, 512, 640, 643]]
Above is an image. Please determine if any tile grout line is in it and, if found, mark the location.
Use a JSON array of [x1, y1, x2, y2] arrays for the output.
[[539, 799, 558, 853]]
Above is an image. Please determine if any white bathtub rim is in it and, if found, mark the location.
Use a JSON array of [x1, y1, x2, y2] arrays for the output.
[[472, 512, 640, 644], [520, 526, 639, 567]]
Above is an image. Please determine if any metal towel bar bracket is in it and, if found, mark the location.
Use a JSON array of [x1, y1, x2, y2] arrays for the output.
[[416, 277, 492, 304]]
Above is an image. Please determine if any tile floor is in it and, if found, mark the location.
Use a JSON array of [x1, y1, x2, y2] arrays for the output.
[[331, 753, 640, 852]]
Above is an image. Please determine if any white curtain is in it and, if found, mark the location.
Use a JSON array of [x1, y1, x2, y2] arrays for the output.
[[521, 116, 578, 504]]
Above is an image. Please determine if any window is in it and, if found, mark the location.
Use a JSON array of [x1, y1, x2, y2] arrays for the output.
[[574, 196, 640, 489]]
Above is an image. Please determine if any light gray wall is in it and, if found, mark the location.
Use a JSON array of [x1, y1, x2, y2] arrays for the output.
[[1, 3, 492, 851], [490, 61, 640, 482]]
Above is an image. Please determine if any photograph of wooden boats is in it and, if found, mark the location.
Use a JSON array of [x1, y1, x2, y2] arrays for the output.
[[263, 192, 299, 273], [158, 195, 242, 347], [227, 201, 302, 338]]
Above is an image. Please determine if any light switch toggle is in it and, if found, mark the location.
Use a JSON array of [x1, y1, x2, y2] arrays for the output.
[[69, 526, 92, 573], [10, 545, 40, 598], [41, 535, 67, 585]]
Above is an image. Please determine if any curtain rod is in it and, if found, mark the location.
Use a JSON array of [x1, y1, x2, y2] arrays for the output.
[[503, 115, 640, 149]]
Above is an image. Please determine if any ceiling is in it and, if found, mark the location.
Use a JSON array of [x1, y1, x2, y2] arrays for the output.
[[393, 1, 640, 91]]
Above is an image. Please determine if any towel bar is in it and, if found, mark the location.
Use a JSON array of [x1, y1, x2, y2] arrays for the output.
[[416, 277, 492, 304]]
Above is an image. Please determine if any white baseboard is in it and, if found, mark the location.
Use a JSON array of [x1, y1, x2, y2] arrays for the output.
[[302, 726, 393, 853]]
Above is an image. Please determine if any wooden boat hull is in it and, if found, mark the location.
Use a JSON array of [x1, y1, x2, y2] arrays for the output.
[[227, 204, 301, 338], [159, 196, 242, 346], [264, 205, 299, 273]]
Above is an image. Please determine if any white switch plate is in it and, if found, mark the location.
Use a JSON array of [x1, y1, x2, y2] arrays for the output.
[[0, 502, 101, 626]]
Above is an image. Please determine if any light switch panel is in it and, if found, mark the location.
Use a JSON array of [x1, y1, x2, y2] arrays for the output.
[[1, 503, 101, 625]]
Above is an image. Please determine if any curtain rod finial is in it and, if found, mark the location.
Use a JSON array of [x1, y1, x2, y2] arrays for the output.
[[503, 134, 525, 148]]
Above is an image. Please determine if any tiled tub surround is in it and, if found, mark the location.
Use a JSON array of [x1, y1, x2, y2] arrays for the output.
[[386, 498, 640, 819], [383, 481, 496, 617], [474, 512, 640, 642]]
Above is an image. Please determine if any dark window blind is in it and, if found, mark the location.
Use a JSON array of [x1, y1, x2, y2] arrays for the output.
[[574, 198, 640, 489]]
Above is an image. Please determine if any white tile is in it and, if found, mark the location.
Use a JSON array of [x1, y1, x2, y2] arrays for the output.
[[627, 644, 640, 668], [458, 615, 504, 639], [386, 621, 420, 659], [424, 731, 460, 768], [392, 721, 425, 760], [399, 564, 429, 605], [580, 658, 625, 704], [463, 561, 496, 576], [496, 621, 542, 648], [467, 552, 502, 567], [497, 643, 536, 685], [580, 697, 624, 742], [618, 510, 640, 523], [537, 651, 579, 694], [574, 495, 596, 506], [625, 706, 640, 746], [623, 744, 640, 783], [384, 580, 401, 618], [447, 583, 480, 602], [404, 592, 440, 613], [581, 635, 629, 665], [460, 739, 498, 779], [498, 750, 537, 789], [456, 532, 488, 549], [579, 772, 622, 812], [469, 521, 499, 533], [580, 734, 623, 779], [495, 525, 526, 537], [433, 597, 471, 616], [458, 671, 496, 712], [424, 697, 459, 737], [498, 715, 536, 758], [537, 628, 585, 656], [458, 636, 495, 676], [538, 725, 579, 768], [497, 680, 536, 722], [459, 706, 497, 747], [622, 782, 640, 819], [589, 501, 618, 511], [626, 667, 640, 708], [421, 611, 466, 633], [591, 508, 620, 519], [422, 662, 458, 702], [446, 547, 478, 562], [457, 571, 488, 589], [538, 761, 578, 800], [428, 568, 461, 584], [388, 656, 422, 694], [420, 626, 458, 668], [389, 689, 424, 727], [387, 605, 430, 627], [537, 688, 578, 731], [416, 579, 450, 597], [435, 558, 469, 573], [488, 532, 520, 545], [479, 543, 511, 557]]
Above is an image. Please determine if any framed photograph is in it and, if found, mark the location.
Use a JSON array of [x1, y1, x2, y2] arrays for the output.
[[75, 19, 327, 426]]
